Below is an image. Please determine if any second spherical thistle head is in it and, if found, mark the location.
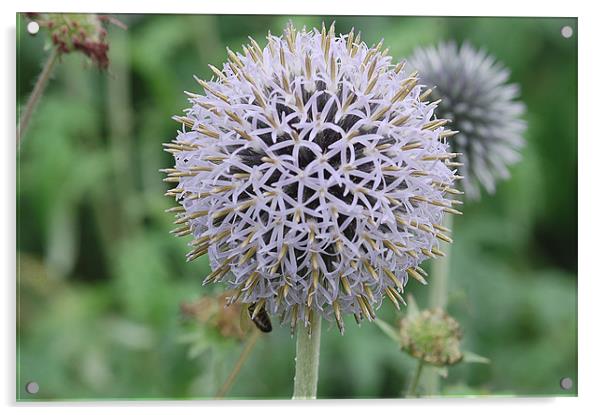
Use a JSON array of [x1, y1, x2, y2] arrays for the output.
[[164, 23, 461, 334], [410, 42, 527, 199]]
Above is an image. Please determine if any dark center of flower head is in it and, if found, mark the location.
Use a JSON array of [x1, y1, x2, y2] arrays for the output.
[[164, 23, 461, 334]]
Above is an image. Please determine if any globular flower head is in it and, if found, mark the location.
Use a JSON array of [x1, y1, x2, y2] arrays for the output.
[[164, 23, 461, 334], [410, 42, 526, 199], [399, 308, 463, 366]]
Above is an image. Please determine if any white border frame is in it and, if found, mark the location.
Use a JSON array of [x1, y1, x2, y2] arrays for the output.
[[3, 1, 598, 414]]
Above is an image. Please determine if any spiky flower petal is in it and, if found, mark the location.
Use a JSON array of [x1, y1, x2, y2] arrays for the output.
[[410, 42, 526, 199], [164, 24, 460, 334]]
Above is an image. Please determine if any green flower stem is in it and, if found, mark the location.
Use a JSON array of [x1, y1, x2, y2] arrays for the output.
[[422, 213, 454, 395], [407, 358, 425, 398], [292, 317, 322, 399], [429, 213, 454, 309], [18, 48, 59, 146]]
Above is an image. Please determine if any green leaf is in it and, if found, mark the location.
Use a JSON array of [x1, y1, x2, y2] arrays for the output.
[[463, 350, 491, 364], [374, 318, 400, 343], [436, 366, 449, 378], [406, 294, 420, 318]]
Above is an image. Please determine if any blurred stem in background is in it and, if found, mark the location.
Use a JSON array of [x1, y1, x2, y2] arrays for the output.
[[80, 27, 134, 261], [18, 48, 59, 145], [407, 358, 425, 398], [421, 213, 454, 395], [215, 330, 261, 399], [107, 28, 140, 235], [292, 317, 322, 399]]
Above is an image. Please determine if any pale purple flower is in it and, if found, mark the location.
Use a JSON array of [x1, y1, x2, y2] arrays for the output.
[[164, 24, 461, 334]]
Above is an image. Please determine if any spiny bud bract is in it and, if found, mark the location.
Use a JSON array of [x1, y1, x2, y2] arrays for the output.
[[164, 23, 461, 334], [399, 307, 463, 366]]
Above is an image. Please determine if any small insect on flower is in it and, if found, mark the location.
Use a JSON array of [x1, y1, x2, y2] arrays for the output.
[[247, 302, 273, 333], [164, 22, 461, 334], [410, 42, 526, 199]]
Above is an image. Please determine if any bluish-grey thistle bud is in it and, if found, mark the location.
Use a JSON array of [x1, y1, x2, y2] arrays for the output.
[[410, 42, 526, 199]]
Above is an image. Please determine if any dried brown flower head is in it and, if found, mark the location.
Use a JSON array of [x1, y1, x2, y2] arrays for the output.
[[180, 291, 247, 340], [25, 13, 125, 70]]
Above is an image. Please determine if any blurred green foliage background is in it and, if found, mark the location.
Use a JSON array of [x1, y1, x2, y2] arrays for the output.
[[17, 14, 577, 400]]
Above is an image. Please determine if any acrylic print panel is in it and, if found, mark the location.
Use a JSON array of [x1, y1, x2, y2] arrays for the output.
[[16, 13, 577, 400]]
